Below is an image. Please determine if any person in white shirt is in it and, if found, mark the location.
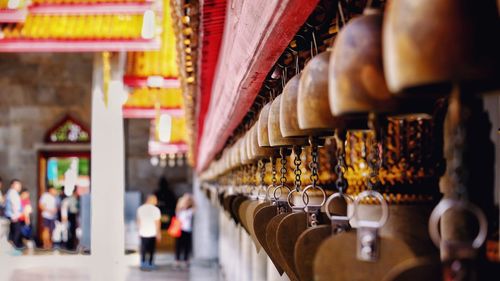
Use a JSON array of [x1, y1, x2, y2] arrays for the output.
[[39, 186, 59, 250], [5, 179, 23, 248], [137, 194, 161, 270], [61, 189, 79, 251], [174, 193, 194, 268]]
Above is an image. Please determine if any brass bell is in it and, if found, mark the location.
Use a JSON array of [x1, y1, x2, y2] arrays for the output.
[[250, 123, 275, 159], [223, 150, 230, 174], [226, 147, 233, 171], [239, 136, 250, 165], [258, 103, 272, 147], [383, 0, 500, 94], [231, 141, 241, 170], [268, 95, 308, 147], [298, 51, 340, 134], [240, 135, 248, 166], [329, 9, 397, 117], [280, 74, 318, 138], [245, 130, 254, 164]]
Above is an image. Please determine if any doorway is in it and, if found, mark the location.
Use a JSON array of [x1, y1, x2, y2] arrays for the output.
[[34, 114, 92, 252], [37, 151, 91, 251]]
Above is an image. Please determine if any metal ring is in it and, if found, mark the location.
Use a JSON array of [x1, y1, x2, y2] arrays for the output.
[[354, 190, 389, 228], [256, 185, 267, 200], [302, 192, 310, 207], [287, 189, 302, 209], [325, 192, 355, 221], [247, 185, 255, 195], [301, 185, 327, 207], [428, 198, 488, 249], [266, 185, 275, 201], [273, 185, 291, 201]]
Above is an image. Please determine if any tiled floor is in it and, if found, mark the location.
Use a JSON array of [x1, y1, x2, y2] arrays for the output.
[[126, 254, 221, 281], [4, 253, 221, 281]]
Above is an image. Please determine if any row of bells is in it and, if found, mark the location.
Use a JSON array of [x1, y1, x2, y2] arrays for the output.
[[201, 1, 499, 281], [202, 0, 499, 180]]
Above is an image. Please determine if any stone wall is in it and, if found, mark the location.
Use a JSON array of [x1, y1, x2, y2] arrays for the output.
[[125, 118, 192, 199], [0, 53, 93, 194]]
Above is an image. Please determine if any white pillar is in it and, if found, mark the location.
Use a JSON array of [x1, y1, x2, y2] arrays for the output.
[[247, 231, 253, 281], [232, 220, 239, 281], [240, 228, 251, 281], [252, 245, 268, 281], [219, 209, 228, 278], [193, 177, 219, 261], [90, 52, 127, 280], [267, 257, 291, 281]]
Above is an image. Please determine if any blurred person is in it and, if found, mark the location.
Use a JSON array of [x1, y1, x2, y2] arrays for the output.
[[155, 177, 177, 226], [174, 193, 194, 268], [5, 179, 23, 248], [39, 186, 58, 250], [137, 194, 161, 271], [61, 189, 79, 250], [18, 188, 34, 249]]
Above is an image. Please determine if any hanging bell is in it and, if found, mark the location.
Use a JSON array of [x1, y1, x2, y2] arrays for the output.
[[383, 0, 500, 94], [258, 103, 272, 147], [280, 74, 318, 137], [298, 51, 341, 134], [329, 9, 397, 117], [223, 150, 231, 175], [250, 123, 276, 159], [268, 95, 308, 147], [240, 135, 251, 165], [245, 130, 255, 164], [231, 141, 241, 170]]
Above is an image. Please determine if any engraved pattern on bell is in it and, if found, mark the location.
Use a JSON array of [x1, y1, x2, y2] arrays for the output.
[[342, 114, 438, 203]]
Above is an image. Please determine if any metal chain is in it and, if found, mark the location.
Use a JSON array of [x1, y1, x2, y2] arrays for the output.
[[309, 144, 319, 187], [335, 151, 347, 193], [241, 166, 247, 193], [235, 168, 241, 192], [277, 148, 289, 214], [334, 134, 348, 193], [271, 156, 277, 187], [367, 142, 382, 190], [250, 163, 256, 188], [450, 125, 467, 198], [235, 168, 239, 187], [258, 159, 265, 187], [293, 146, 302, 192], [229, 170, 235, 189], [280, 148, 287, 186]]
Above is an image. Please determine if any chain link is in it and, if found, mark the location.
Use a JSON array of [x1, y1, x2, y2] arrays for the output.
[[450, 125, 467, 198], [280, 148, 287, 186], [367, 142, 382, 190], [309, 144, 319, 187], [335, 153, 347, 193], [236, 167, 240, 187], [335, 135, 348, 193], [293, 147, 302, 192], [271, 156, 277, 188], [241, 167, 245, 191], [250, 163, 256, 188], [258, 159, 265, 187], [231, 169, 235, 188]]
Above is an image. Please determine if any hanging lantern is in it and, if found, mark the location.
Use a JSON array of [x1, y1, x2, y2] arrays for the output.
[[157, 113, 172, 143]]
